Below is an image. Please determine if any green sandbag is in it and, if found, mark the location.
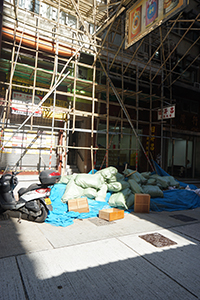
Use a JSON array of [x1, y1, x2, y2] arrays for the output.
[[157, 183, 163, 190], [142, 184, 163, 198], [167, 176, 180, 188], [107, 181, 122, 192], [83, 187, 97, 199], [118, 180, 130, 190], [126, 193, 135, 208], [61, 178, 84, 203], [128, 179, 144, 194], [58, 174, 75, 184], [96, 183, 107, 202], [127, 171, 147, 184], [123, 168, 135, 176], [116, 172, 124, 181], [141, 172, 151, 179], [146, 178, 157, 185], [107, 175, 117, 183], [108, 188, 132, 209], [150, 174, 169, 189], [96, 166, 118, 180], [75, 173, 104, 190], [161, 175, 179, 188]]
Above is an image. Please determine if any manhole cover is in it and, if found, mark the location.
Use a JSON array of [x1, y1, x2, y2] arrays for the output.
[[0, 213, 10, 221], [170, 214, 197, 222], [88, 217, 115, 226], [139, 233, 177, 247]]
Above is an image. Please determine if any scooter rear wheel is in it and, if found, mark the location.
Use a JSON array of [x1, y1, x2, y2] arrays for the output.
[[34, 203, 48, 223]]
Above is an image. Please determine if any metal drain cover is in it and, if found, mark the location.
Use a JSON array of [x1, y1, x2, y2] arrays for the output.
[[88, 217, 115, 226], [139, 233, 177, 247], [170, 214, 197, 222]]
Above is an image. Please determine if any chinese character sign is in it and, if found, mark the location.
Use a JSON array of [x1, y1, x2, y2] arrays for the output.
[[158, 105, 175, 120]]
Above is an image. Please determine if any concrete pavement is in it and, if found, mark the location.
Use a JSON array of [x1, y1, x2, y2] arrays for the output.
[[1, 202, 200, 299]]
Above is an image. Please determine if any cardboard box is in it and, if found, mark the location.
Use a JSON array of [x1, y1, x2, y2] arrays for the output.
[[68, 197, 89, 213], [134, 193, 150, 213], [99, 208, 124, 221]]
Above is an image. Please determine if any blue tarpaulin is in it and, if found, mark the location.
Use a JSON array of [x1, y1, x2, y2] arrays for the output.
[[148, 161, 200, 211], [45, 183, 112, 227], [150, 189, 200, 212]]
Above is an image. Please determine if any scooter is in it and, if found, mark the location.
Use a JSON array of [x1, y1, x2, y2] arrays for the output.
[[0, 169, 60, 222]]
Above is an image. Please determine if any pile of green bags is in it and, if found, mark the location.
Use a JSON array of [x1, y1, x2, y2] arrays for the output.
[[58, 166, 180, 210]]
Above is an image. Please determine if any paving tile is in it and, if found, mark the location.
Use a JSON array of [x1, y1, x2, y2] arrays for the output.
[[17, 238, 196, 300], [0, 218, 53, 258], [0, 257, 26, 300], [119, 229, 200, 298], [174, 222, 200, 242], [39, 214, 162, 248]]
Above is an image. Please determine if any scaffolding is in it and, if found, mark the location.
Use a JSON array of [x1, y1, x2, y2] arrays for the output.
[[0, 0, 200, 176]]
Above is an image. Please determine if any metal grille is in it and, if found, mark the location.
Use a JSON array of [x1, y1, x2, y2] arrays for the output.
[[139, 233, 177, 247]]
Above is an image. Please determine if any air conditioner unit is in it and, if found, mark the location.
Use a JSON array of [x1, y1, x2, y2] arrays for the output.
[[194, 82, 200, 89]]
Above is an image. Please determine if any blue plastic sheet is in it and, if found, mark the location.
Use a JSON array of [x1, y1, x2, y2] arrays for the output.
[[45, 183, 112, 227], [147, 161, 200, 211], [150, 189, 200, 212]]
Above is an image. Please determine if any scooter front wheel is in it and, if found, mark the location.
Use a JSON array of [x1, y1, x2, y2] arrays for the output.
[[34, 203, 48, 223]]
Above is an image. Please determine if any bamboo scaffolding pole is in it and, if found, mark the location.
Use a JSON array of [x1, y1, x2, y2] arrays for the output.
[[49, 2, 60, 169], [138, 12, 182, 79], [161, 35, 200, 86], [31, 11, 41, 130], [2, 0, 198, 174], [151, 13, 200, 82], [120, 15, 124, 142], [106, 2, 109, 168], [169, 54, 200, 87], [159, 27, 169, 85], [65, 102, 71, 171], [0, 89, 8, 160], [99, 113, 120, 170], [92, 0, 125, 66], [160, 68, 164, 169], [95, 5, 125, 36], [6, 11, 28, 124], [109, 36, 125, 70], [168, 19, 200, 22], [3, 7, 102, 49], [135, 59, 139, 171], [0, 28, 88, 152], [91, 0, 96, 139], [123, 39, 144, 75], [110, 18, 120, 44], [148, 34, 152, 171]]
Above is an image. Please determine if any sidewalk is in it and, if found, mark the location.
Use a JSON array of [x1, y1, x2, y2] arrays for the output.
[[1, 199, 200, 299]]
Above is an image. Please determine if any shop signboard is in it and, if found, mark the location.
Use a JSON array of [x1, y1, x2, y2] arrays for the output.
[[158, 105, 175, 120], [11, 92, 42, 117], [125, 0, 189, 48]]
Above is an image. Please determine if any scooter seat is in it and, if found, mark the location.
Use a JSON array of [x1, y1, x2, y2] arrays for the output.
[[18, 183, 42, 197]]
